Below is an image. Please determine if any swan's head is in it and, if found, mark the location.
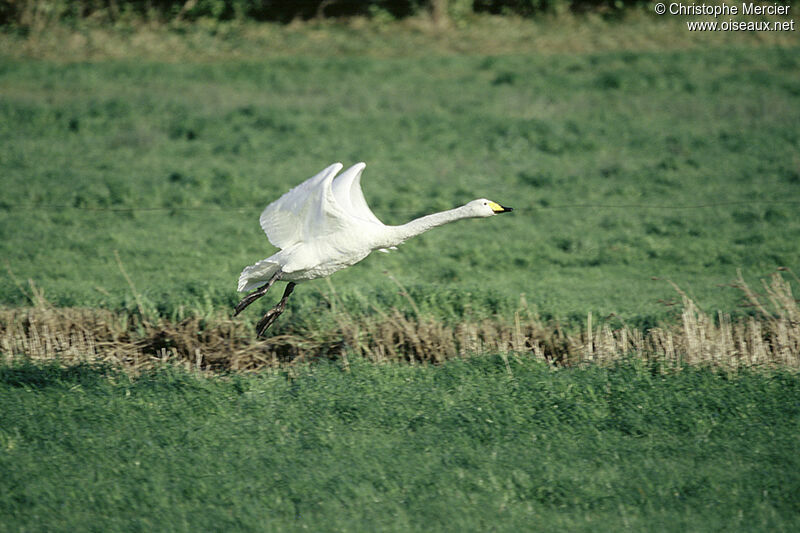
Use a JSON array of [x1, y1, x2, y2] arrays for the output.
[[466, 198, 513, 218]]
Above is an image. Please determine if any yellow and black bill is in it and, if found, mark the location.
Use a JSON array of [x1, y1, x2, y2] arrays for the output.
[[488, 201, 513, 214]]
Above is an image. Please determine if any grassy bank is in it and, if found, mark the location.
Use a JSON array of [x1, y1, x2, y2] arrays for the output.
[[3, 12, 799, 61], [3, 271, 798, 371], [2, 358, 799, 532]]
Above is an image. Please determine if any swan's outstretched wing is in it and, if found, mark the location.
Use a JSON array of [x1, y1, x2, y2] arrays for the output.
[[259, 163, 352, 249], [331, 162, 383, 226]]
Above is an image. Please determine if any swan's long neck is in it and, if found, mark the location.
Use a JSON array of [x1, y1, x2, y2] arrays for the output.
[[381, 205, 473, 248]]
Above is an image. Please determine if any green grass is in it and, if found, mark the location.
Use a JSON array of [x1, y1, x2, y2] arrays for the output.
[[2, 24, 800, 532], [1, 358, 798, 531], [1, 46, 799, 328]]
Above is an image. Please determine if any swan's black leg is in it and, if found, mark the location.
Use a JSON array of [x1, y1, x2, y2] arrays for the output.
[[256, 282, 296, 336], [234, 271, 283, 317]]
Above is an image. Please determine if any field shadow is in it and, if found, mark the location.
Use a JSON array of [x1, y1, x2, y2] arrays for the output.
[[0, 361, 117, 389]]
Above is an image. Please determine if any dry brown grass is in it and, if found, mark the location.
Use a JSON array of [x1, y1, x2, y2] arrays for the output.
[[1, 271, 798, 373], [2, 12, 799, 63]]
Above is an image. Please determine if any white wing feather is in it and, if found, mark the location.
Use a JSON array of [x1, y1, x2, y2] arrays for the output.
[[331, 162, 384, 226], [238, 258, 280, 292], [259, 163, 352, 249]]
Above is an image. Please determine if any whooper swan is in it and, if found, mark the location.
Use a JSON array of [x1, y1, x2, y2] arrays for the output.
[[235, 162, 512, 335]]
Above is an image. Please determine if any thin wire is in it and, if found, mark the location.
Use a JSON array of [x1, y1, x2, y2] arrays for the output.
[[0, 204, 259, 212], [1, 199, 799, 213], [533, 200, 800, 210]]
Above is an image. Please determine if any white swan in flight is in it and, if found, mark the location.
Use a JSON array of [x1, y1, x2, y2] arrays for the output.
[[235, 162, 512, 335]]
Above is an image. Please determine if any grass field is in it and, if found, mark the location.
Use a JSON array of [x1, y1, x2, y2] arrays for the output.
[[2, 16, 800, 531], [1, 45, 799, 330], [2, 358, 799, 532]]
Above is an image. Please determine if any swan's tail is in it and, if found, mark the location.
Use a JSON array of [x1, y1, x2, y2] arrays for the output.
[[238, 259, 281, 292]]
